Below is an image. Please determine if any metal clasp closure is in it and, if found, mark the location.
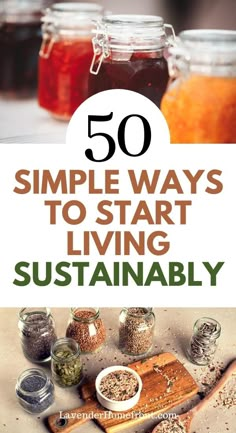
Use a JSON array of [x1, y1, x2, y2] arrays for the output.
[[90, 27, 109, 75], [167, 54, 180, 78], [39, 23, 57, 59], [39, 36, 56, 59], [164, 23, 176, 46], [167, 46, 190, 78]]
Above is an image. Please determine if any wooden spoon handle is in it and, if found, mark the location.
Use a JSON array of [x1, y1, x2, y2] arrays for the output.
[[47, 400, 98, 433], [191, 359, 236, 416]]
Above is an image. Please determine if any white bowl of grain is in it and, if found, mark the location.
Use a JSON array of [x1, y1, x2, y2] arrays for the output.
[[95, 365, 142, 412]]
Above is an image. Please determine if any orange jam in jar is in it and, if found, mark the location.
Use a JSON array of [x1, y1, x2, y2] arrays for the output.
[[161, 30, 236, 143], [38, 3, 103, 120], [89, 15, 175, 108]]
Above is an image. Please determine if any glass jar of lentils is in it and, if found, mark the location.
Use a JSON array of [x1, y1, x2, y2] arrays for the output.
[[187, 317, 221, 365], [51, 337, 82, 387], [18, 308, 57, 363], [66, 308, 106, 353], [119, 308, 155, 356]]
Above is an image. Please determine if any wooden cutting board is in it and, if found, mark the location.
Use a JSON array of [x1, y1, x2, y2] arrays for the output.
[[47, 352, 198, 433]]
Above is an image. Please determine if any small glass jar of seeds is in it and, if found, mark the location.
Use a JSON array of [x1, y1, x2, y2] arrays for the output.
[[16, 368, 55, 414], [66, 308, 106, 353], [51, 337, 83, 387], [187, 317, 221, 366], [18, 308, 57, 363], [119, 308, 155, 356]]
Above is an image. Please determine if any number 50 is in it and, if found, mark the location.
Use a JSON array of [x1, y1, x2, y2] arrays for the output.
[[85, 112, 151, 162]]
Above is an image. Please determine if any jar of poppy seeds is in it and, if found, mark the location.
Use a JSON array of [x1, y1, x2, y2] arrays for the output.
[[18, 308, 57, 363], [16, 368, 54, 414]]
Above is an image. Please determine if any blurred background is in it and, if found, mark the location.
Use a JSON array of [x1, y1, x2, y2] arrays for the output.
[[1, 0, 235, 31], [64, 0, 236, 31]]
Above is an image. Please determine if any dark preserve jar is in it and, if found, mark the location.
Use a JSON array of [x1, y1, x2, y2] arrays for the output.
[[0, 0, 50, 97], [89, 15, 175, 107]]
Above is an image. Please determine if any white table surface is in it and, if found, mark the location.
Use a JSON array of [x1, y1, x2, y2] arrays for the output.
[[0, 308, 235, 433], [0, 97, 67, 143]]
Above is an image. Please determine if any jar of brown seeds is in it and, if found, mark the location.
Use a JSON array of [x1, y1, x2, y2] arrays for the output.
[[66, 308, 106, 353], [119, 308, 155, 356]]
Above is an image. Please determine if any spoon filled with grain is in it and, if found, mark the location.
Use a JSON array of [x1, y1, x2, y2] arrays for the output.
[[152, 359, 236, 433]]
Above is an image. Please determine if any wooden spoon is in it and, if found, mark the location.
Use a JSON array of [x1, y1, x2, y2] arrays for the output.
[[152, 359, 236, 433]]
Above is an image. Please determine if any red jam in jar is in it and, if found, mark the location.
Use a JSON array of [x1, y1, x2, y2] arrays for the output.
[[0, 1, 48, 97], [89, 15, 175, 108], [38, 3, 103, 120]]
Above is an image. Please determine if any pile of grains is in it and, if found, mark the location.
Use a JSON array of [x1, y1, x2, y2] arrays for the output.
[[19, 310, 57, 362], [197, 362, 224, 399], [155, 419, 186, 433], [188, 319, 220, 365], [222, 394, 236, 408], [99, 370, 139, 401], [195, 362, 236, 409], [16, 370, 54, 414], [52, 347, 82, 387], [119, 308, 154, 355], [209, 368, 236, 410], [66, 309, 106, 353]]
